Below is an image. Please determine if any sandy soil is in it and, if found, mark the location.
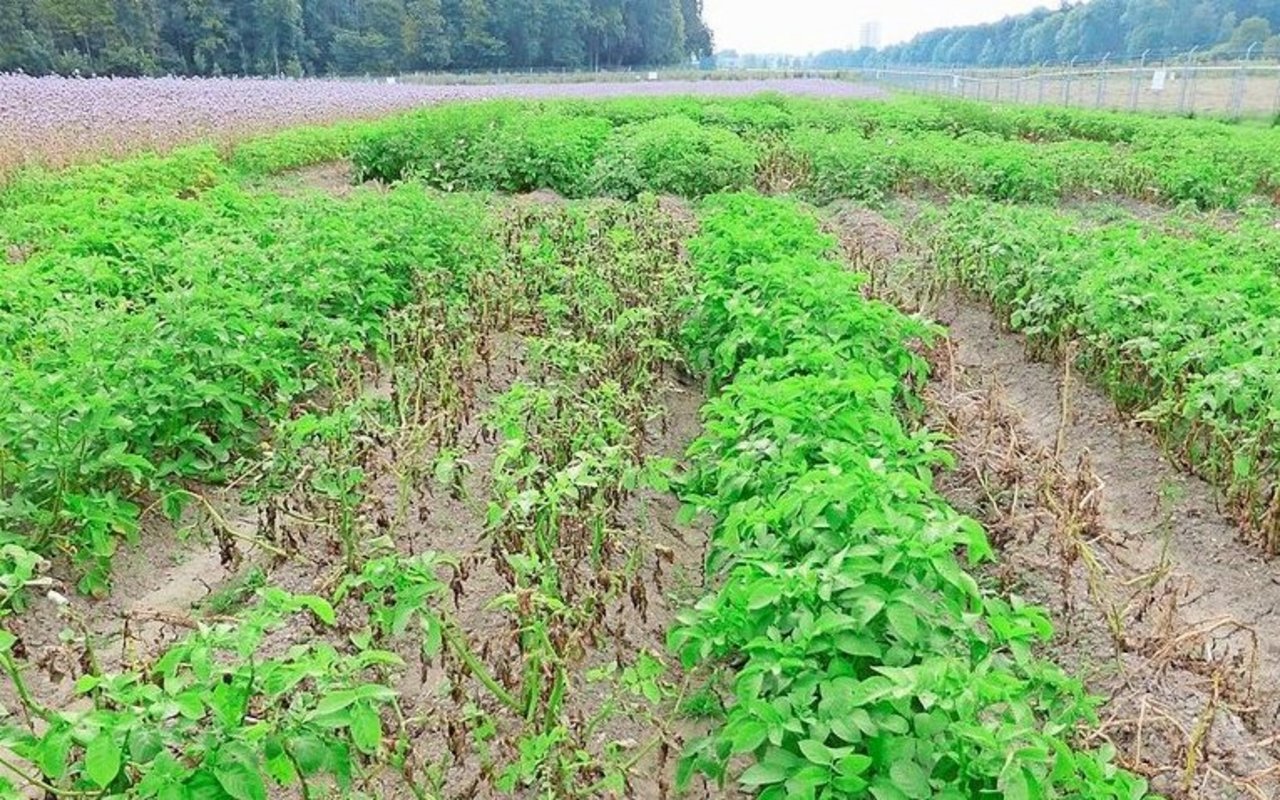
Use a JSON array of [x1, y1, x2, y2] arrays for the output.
[[262, 160, 365, 197]]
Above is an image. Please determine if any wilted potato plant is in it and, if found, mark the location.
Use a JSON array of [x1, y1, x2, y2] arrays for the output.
[[3, 91, 1279, 798]]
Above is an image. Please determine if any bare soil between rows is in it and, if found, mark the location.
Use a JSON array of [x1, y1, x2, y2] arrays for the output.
[[263, 160, 365, 197], [826, 205, 1280, 799]]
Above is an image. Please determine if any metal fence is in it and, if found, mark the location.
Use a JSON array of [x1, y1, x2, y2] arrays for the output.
[[860, 59, 1280, 119]]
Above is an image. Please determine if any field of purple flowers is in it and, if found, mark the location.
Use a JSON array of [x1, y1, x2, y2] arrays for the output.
[[0, 74, 881, 180]]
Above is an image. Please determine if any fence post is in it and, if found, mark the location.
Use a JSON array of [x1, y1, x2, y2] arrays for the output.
[[1231, 63, 1245, 119], [1038, 63, 1046, 104], [1178, 46, 1197, 114], [1095, 53, 1110, 108], [1273, 66, 1280, 117], [1130, 50, 1149, 111], [1232, 42, 1260, 119]]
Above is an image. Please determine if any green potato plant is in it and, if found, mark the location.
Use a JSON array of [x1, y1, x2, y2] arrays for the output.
[[0, 589, 402, 799], [670, 193, 1154, 799], [919, 199, 1280, 550]]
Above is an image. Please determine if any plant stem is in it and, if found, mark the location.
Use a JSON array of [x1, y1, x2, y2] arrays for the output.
[[0, 755, 95, 797], [144, 490, 289, 558], [1, 651, 51, 725], [282, 746, 313, 800], [441, 622, 522, 714]]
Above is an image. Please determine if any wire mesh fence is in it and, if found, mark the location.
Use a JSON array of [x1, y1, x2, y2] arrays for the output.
[[860, 58, 1280, 119]]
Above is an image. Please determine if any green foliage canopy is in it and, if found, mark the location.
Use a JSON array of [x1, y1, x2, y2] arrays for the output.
[[0, 0, 713, 76]]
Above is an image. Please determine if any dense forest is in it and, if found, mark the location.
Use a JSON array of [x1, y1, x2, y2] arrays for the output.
[[804, 0, 1280, 67], [0, 0, 713, 76]]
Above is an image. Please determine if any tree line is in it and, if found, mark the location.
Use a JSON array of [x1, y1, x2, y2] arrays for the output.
[[802, 0, 1280, 68], [0, 0, 713, 77]]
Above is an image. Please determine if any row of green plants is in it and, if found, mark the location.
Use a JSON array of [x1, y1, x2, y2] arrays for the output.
[[5, 94, 1278, 212], [915, 199, 1280, 552], [667, 193, 1153, 798], [347, 95, 1280, 209], [788, 128, 1137, 204], [349, 103, 757, 200], [586, 94, 1280, 208], [0, 153, 495, 593]]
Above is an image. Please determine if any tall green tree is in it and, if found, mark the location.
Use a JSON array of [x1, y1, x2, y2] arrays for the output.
[[1, 0, 53, 72], [0, 0, 713, 74], [444, 0, 505, 68], [585, 0, 626, 67], [104, 0, 160, 74], [875, 0, 1280, 65], [37, 0, 117, 63], [634, 0, 684, 64], [159, 0, 234, 74], [1121, 0, 1172, 56], [681, 0, 712, 59], [1222, 14, 1272, 49], [540, 0, 589, 66], [493, 0, 544, 66], [402, 0, 450, 69]]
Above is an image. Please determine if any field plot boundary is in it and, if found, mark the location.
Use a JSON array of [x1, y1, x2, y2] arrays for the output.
[[3, 92, 1280, 800]]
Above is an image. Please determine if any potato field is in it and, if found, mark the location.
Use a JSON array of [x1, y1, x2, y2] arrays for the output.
[[2, 88, 1279, 800]]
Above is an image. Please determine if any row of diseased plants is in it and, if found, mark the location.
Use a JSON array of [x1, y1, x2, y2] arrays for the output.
[[349, 95, 1280, 209], [914, 199, 1280, 552], [667, 193, 1152, 798], [0, 152, 494, 594], [439, 199, 696, 795], [0, 198, 699, 798]]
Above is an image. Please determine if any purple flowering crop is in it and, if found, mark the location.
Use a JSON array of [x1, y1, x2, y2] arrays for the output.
[[0, 75, 881, 179]]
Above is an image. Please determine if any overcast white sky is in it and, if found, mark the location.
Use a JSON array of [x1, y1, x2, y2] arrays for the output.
[[703, 0, 1054, 53]]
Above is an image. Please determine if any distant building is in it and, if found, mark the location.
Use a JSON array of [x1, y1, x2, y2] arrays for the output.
[[860, 21, 882, 50]]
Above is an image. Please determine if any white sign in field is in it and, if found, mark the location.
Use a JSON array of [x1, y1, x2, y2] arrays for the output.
[[1152, 69, 1168, 92]]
